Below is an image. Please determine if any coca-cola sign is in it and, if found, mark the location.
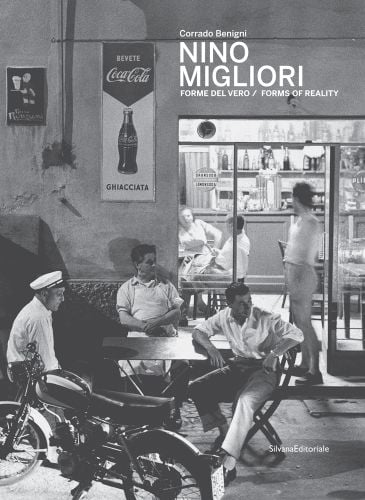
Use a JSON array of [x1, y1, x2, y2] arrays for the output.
[[102, 42, 155, 202], [103, 43, 154, 106]]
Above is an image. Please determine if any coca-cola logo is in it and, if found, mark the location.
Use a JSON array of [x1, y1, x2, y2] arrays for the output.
[[103, 43, 154, 106], [106, 67, 151, 84], [118, 135, 138, 146]]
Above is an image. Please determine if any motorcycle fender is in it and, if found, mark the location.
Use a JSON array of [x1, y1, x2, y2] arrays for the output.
[[0, 401, 51, 459], [130, 428, 202, 457]]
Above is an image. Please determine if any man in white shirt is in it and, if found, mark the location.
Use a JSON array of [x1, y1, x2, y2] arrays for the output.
[[214, 215, 250, 281], [7, 271, 65, 371], [116, 244, 186, 429], [189, 282, 303, 486]]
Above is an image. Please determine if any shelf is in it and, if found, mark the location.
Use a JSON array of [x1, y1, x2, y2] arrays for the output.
[[190, 208, 325, 216], [340, 169, 365, 176], [219, 169, 324, 176]]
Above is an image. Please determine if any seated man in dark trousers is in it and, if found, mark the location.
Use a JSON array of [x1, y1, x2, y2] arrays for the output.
[[188, 282, 303, 486], [116, 243, 187, 430]]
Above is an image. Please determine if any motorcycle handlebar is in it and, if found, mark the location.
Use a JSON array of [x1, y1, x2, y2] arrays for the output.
[[26, 342, 37, 353]]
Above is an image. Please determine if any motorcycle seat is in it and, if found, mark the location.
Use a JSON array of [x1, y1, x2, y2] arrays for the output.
[[89, 390, 174, 426]]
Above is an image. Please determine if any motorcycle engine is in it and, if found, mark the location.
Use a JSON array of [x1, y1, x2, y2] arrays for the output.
[[54, 419, 112, 479]]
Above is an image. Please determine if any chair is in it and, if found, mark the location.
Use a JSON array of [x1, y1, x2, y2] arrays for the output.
[[243, 346, 298, 453], [206, 288, 228, 318], [278, 240, 288, 308]]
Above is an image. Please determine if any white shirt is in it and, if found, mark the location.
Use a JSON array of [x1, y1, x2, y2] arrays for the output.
[[195, 306, 303, 359], [116, 277, 181, 376], [117, 277, 181, 337], [285, 213, 320, 266], [179, 219, 221, 254], [7, 296, 59, 371], [215, 232, 250, 279]]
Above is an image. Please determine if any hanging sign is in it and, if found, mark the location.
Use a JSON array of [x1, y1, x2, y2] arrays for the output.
[[102, 43, 155, 202]]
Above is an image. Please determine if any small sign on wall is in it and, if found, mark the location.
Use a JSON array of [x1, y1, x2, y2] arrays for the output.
[[6, 67, 46, 125], [102, 43, 155, 202]]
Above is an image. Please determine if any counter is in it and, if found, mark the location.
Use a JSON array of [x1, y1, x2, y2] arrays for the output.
[[192, 209, 324, 292]]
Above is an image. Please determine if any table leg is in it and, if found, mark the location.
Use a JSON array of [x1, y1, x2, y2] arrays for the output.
[[344, 290, 351, 339], [118, 361, 145, 395], [360, 289, 365, 349]]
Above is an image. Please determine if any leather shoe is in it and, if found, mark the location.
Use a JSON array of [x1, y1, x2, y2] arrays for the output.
[[291, 365, 308, 377], [166, 408, 182, 431], [171, 408, 182, 430], [295, 372, 323, 386], [204, 434, 224, 454], [223, 466, 237, 486], [179, 317, 189, 327]]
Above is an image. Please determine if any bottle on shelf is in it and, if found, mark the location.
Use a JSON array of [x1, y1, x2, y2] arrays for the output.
[[268, 151, 275, 170], [319, 154, 326, 171], [283, 147, 290, 171], [258, 148, 264, 170], [287, 124, 295, 142], [303, 154, 311, 171], [238, 152, 244, 170], [273, 125, 280, 142], [243, 149, 250, 170], [217, 149, 223, 171], [302, 122, 309, 141], [227, 151, 233, 170], [222, 149, 228, 170]]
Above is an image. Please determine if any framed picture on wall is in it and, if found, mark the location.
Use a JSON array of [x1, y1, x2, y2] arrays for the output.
[[6, 67, 46, 125]]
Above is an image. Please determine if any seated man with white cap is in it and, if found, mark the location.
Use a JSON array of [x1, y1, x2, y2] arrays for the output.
[[7, 271, 65, 371]]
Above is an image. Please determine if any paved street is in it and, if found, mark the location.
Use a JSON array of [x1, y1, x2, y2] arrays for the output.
[[2, 400, 365, 499]]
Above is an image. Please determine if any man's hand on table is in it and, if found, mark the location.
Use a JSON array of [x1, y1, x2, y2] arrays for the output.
[[143, 319, 162, 335]]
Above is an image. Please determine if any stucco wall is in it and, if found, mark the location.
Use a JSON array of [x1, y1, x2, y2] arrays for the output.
[[0, 0, 365, 283]]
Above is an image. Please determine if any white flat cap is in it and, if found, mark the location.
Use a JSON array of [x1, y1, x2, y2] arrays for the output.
[[30, 271, 64, 291]]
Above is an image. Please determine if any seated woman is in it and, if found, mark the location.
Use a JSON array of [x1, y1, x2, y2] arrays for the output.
[[178, 206, 222, 320]]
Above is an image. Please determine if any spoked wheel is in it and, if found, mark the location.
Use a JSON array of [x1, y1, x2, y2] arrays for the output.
[[0, 408, 43, 485], [124, 444, 209, 500]]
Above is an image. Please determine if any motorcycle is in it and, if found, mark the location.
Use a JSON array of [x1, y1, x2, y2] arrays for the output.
[[0, 342, 224, 499]]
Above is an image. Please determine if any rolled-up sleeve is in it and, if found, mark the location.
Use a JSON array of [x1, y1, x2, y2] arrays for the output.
[[268, 314, 303, 356], [272, 315, 303, 342], [166, 282, 182, 308], [194, 311, 222, 338], [116, 283, 131, 314]]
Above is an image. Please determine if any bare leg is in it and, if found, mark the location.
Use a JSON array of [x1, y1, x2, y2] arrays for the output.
[[291, 297, 320, 374]]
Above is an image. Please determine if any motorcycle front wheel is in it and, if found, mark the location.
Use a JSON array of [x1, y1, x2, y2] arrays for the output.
[[123, 435, 212, 500], [0, 407, 43, 485]]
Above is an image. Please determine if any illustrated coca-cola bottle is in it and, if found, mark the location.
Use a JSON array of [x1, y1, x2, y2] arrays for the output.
[[118, 107, 138, 174]]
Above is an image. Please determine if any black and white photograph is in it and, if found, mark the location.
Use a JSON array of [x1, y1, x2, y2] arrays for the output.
[[1, 1, 365, 499]]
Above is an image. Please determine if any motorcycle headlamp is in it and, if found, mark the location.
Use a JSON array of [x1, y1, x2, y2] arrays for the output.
[[7, 361, 29, 384]]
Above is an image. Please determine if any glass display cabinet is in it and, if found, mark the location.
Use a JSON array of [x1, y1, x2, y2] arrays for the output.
[[328, 144, 365, 374], [179, 118, 365, 375]]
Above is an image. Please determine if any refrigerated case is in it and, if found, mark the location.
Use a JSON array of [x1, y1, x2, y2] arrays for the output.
[[179, 117, 365, 375], [328, 144, 365, 374]]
